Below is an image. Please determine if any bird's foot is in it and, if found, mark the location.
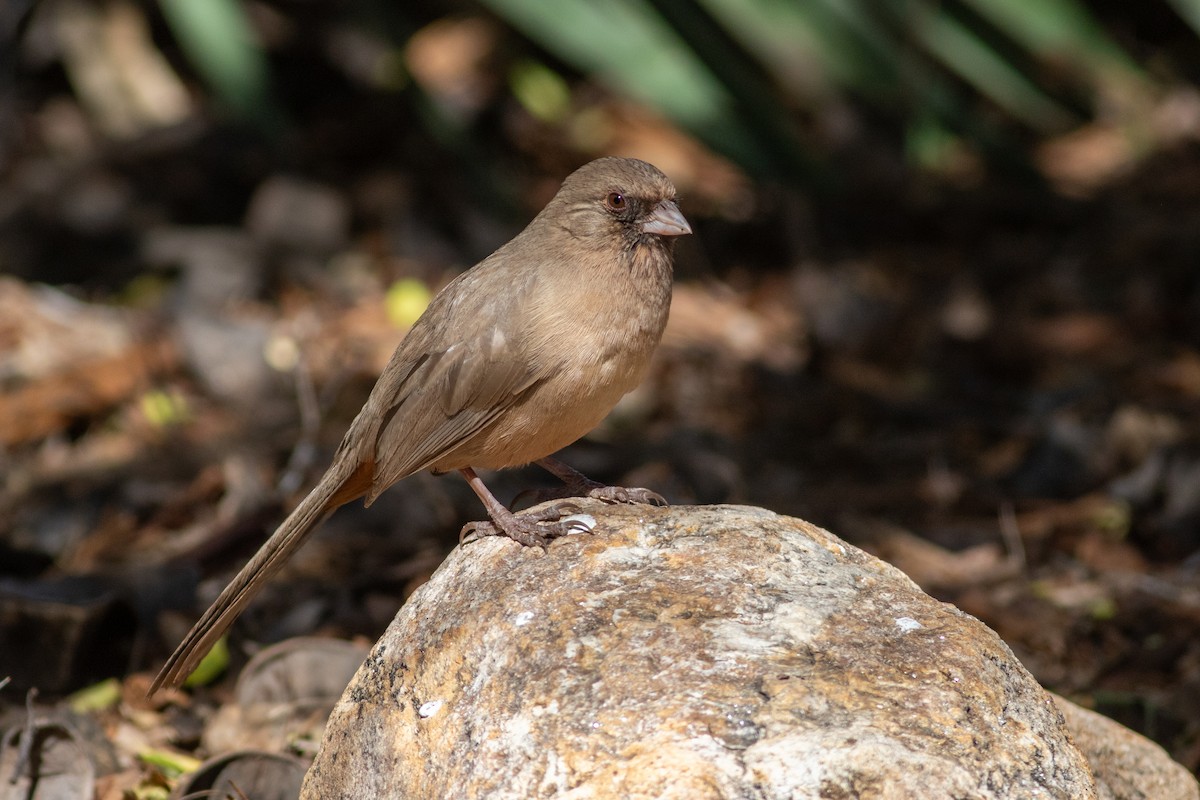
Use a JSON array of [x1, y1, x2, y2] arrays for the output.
[[460, 501, 596, 548], [512, 481, 667, 510], [583, 484, 667, 506], [524, 457, 668, 510]]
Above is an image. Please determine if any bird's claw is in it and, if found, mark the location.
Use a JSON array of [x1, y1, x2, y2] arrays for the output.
[[560, 513, 598, 533], [510, 483, 668, 510], [460, 502, 592, 548], [585, 486, 667, 506]]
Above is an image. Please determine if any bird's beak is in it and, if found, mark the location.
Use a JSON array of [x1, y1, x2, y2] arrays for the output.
[[642, 200, 692, 237]]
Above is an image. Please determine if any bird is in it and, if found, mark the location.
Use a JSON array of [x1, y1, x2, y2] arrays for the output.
[[150, 157, 692, 692]]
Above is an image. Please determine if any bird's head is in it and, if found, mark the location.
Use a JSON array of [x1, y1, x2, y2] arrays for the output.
[[549, 157, 692, 252]]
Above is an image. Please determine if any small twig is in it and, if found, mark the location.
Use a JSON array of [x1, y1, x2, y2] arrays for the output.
[[998, 501, 1027, 573], [8, 687, 38, 785], [278, 356, 321, 497]]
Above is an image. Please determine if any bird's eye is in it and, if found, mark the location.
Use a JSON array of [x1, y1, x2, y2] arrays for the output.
[[605, 192, 627, 211]]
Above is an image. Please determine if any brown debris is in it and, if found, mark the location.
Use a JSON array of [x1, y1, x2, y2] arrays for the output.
[[0, 337, 179, 447]]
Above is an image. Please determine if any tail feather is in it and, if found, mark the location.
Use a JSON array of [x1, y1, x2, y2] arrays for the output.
[[149, 461, 371, 693]]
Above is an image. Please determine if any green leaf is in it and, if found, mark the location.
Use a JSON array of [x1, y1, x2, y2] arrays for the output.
[[509, 60, 573, 123], [182, 634, 229, 688], [1166, 0, 1200, 37], [963, 0, 1144, 79], [67, 677, 122, 713], [156, 0, 276, 124], [909, 4, 1076, 131], [140, 748, 203, 777], [140, 389, 190, 429], [478, 0, 777, 173], [385, 278, 433, 328]]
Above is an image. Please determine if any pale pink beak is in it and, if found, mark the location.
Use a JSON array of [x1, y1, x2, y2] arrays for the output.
[[642, 200, 692, 237]]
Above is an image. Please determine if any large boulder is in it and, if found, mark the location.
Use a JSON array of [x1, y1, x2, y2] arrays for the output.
[[303, 503, 1194, 799]]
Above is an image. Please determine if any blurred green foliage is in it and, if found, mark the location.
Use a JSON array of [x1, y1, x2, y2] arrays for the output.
[[156, 0, 278, 125], [108, 2, 1196, 183]]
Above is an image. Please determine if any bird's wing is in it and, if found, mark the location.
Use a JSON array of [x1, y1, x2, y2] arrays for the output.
[[361, 267, 547, 498]]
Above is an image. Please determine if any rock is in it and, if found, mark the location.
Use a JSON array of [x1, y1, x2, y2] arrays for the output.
[[204, 638, 371, 755], [169, 751, 308, 800], [175, 310, 283, 407], [141, 226, 263, 309], [245, 176, 350, 254], [1052, 694, 1198, 800], [0, 715, 95, 800], [301, 504, 1175, 799]]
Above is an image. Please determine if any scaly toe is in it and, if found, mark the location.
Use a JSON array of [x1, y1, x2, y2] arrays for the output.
[[460, 502, 588, 548], [585, 486, 668, 507]]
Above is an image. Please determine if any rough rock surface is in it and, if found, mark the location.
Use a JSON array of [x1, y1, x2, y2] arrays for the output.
[[1051, 694, 1198, 800], [302, 503, 1175, 799]]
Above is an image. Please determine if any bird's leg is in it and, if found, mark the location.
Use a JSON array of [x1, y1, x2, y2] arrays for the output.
[[520, 455, 668, 507], [459, 467, 593, 547]]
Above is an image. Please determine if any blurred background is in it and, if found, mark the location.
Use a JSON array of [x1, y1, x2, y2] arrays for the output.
[[2, 0, 1200, 790]]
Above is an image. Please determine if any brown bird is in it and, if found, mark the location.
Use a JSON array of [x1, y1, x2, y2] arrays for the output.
[[151, 157, 691, 692]]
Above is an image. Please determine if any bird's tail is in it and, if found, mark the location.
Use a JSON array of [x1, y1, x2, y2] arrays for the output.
[[149, 460, 371, 693]]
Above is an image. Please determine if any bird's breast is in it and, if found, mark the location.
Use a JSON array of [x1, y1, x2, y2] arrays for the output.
[[437, 260, 670, 471]]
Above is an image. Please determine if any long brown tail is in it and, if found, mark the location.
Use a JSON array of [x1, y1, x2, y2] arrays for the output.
[[149, 460, 371, 693]]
